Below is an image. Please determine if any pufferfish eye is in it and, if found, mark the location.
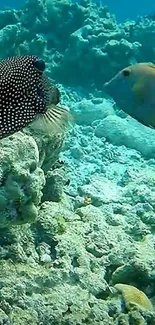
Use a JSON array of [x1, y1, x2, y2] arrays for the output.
[[33, 59, 46, 72], [122, 68, 130, 77]]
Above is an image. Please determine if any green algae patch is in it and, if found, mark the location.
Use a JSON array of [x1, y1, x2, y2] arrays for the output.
[[11, 307, 38, 325], [55, 215, 67, 234]]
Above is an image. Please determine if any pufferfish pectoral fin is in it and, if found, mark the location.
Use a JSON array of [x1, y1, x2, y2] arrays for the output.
[[131, 80, 147, 106], [32, 104, 73, 135]]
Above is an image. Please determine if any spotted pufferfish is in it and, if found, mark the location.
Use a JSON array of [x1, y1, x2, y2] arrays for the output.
[[0, 55, 71, 139]]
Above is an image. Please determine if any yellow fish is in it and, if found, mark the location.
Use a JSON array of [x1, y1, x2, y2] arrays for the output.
[[104, 62, 155, 128]]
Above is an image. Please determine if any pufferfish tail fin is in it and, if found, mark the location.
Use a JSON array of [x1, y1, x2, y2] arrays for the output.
[[32, 104, 73, 135]]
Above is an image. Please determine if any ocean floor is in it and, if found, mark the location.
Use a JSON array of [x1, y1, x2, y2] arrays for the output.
[[0, 88, 154, 324], [0, 0, 155, 324]]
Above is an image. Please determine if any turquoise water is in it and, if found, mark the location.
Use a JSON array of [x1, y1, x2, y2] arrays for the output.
[[0, 1, 154, 324], [1, 0, 155, 21], [96, 0, 155, 21], [0, 0, 24, 9]]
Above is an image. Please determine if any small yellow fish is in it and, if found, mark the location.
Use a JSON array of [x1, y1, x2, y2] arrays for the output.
[[84, 196, 92, 205], [104, 62, 155, 128]]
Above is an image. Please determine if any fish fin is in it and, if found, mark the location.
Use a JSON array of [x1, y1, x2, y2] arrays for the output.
[[132, 80, 147, 105], [32, 104, 73, 135], [42, 75, 60, 105]]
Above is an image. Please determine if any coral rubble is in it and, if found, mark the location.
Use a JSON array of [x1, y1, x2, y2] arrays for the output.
[[0, 0, 155, 324]]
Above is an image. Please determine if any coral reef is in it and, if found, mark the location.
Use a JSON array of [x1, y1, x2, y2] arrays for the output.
[[0, 0, 155, 324], [0, 132, 44, 227], [0, 0, 154, 89]]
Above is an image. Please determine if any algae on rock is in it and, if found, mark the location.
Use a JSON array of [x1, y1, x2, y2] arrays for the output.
[[0, 132, 45, 227]]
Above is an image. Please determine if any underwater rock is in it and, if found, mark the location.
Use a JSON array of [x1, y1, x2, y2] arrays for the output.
[[79, 174, 123, 205], [0, 23, 22, 58], [72, 98, 114, 125], [110, 234, 155, 293], [42, 168, 66, 202], [25, 128, 65, 173], [45, 0, 87, 44], [0, 224, 39, 263], [123, 17, 155, 61], [43, 0, 143, 88], [128, 310, 146, 325], [0, 194, 154, 324], [11, 307, 38, 325], [95, 115, 155, 158], [0, 308, 11, 324], [34, 201, 74, 245], [0, 132, 45, 227]]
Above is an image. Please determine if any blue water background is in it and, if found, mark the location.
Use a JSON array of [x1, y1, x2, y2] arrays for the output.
[[0, 0, 25, 9], [100, 0, 155, 21], [0, 0, 155, 22]]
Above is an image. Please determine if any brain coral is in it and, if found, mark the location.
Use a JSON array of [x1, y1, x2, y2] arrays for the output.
[[114, 283, 153, 312]]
